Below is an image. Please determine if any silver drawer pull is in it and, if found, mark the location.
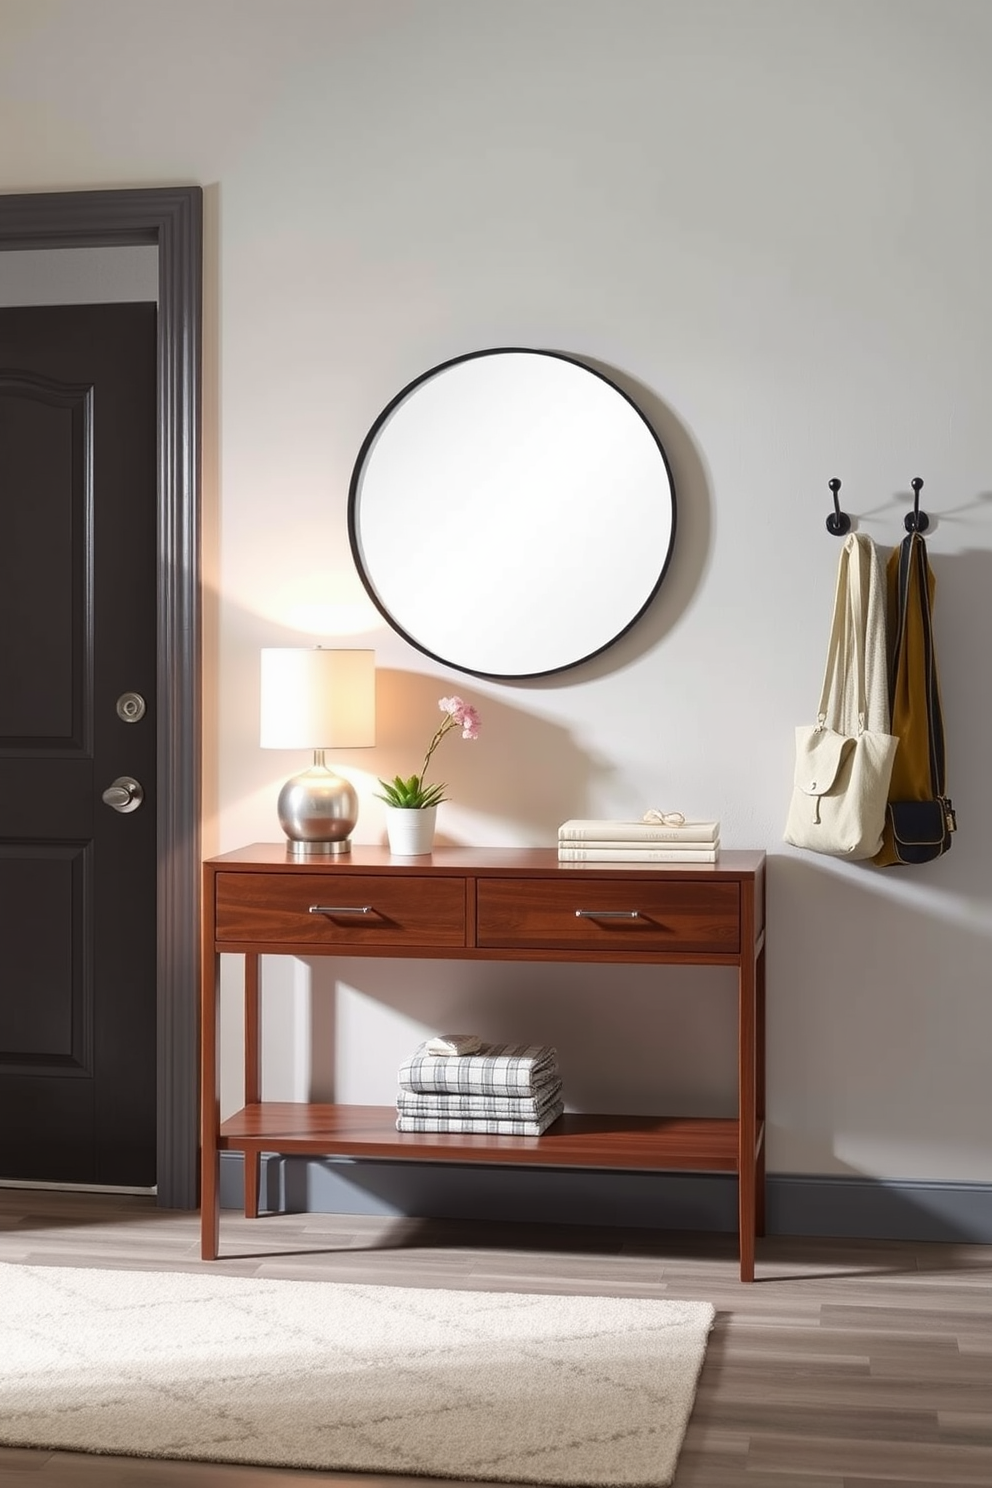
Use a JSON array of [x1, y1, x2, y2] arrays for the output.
[[308, 904, 373, 915], [575, 909, 641, 919]]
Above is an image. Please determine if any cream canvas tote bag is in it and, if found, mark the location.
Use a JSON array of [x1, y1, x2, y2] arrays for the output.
[[784, 533, 899, 859]]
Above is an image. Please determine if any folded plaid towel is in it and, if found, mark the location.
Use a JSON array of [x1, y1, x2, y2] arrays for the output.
[[396, 1099, 564, 1136], [396, 1078, 563, 1122], [398, 1042, 559, 1097]]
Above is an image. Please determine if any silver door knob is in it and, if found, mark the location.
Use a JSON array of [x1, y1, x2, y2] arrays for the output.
[[102, 776, 144, 813]]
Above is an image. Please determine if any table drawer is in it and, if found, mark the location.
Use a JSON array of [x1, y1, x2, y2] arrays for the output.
[[214, 873, 467, 948], [477, 878, 740, 954]]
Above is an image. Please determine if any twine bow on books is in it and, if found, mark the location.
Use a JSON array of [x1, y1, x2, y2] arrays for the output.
[[641, 810, 686, 826]]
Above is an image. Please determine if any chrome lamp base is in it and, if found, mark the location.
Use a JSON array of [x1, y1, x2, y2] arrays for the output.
[[286, 837, 352, 857], [277, 751, 358, 856]]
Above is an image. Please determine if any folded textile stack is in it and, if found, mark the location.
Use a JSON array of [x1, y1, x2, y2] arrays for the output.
[[396, 1036, 564, 1135], [557, 816, 720, 862]]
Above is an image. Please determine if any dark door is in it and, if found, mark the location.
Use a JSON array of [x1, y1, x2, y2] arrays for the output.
[[0, 303, 157, 1188]]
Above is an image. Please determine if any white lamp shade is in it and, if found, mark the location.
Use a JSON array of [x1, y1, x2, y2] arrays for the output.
[[260, 648, 376, 749]]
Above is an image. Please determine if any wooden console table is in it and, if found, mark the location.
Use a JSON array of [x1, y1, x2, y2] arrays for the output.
[[200, 845, 766, 1280]]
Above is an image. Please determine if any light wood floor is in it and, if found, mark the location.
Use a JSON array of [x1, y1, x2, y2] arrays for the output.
[[0, 1190, 989, 1487]]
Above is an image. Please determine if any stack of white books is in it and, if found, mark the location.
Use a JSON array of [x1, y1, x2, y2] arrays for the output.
[[557, 818, 720, 862]]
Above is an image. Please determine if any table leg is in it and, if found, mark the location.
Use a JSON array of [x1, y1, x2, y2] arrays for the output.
[[244, 952, 261, 1219], [200, 1147, 220, 1261], [755, 937, 767, 1238], [738, 895, 758, 1283]]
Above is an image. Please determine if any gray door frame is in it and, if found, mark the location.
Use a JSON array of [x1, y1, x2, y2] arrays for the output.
[[0, 187, 202, 1209]]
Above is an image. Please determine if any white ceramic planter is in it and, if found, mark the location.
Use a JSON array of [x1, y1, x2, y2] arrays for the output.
[[384, 804, 437, 855]]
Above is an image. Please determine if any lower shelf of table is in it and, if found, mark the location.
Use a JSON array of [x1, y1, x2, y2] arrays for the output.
[[217, 1103, 749, 1172]]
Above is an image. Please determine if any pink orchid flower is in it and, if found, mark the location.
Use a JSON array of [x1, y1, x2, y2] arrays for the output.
[[440, 696, 481, 740]]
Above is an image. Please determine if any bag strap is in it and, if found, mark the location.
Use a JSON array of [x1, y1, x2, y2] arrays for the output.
[[815, 544, 849, 728], [847, 536, 869, 727], [817, 535, 868, 732]]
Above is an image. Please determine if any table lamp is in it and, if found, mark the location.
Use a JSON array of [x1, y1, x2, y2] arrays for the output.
[[260, 647, 375, 854]]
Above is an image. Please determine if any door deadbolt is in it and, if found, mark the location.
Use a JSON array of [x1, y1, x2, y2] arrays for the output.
[[102, 776, 144, 813], [116, 691, 147, 723]]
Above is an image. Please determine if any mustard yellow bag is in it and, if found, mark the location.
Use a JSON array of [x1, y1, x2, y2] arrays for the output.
[[874, 532, 956, 866]]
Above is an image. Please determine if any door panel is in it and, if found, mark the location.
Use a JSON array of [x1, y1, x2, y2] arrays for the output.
[[0, 376, 87, 742], [0, 845, 90, 1069], [0, 303, 157, 1187]]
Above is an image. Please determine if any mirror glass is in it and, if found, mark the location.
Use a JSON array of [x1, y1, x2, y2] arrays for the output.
[[348, 348, 676, 679]]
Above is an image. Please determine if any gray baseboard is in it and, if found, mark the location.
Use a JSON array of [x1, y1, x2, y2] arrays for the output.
[[767, 1173, 992, 1243], [218, 1154, 992, 1244]]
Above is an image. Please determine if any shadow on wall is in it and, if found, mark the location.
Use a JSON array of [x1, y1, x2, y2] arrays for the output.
[[919, 545, 992, 898], [215, 611, 609, 847], [374, 666, 602, 841], [309, 952, 738, 1117], [766, 849, 992, 1185], [765, 534, 992, 1196]]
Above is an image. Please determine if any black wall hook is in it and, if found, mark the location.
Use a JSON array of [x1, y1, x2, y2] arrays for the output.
[[825, 477, 851, 536], [905, 477, 930, 534]]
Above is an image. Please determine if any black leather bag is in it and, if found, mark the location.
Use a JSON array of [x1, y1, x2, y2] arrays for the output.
[[886, 797, 955, 865]]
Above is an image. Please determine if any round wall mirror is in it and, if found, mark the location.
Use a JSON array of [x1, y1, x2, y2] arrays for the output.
[[348, 348, 677, 679]]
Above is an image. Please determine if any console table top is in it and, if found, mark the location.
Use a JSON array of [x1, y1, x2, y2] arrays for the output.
[[206, 843, 766, 877]]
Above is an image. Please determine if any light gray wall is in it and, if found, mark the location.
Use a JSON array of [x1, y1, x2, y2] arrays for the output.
[[1, 1, 989, 1194]]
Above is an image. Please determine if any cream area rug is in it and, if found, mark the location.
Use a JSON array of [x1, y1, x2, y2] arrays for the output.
[[0, 1262, 713, 1487]]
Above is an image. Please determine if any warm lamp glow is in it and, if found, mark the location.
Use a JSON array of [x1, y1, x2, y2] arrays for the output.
[[260, 647, 375, 749], [259, 648, 375, 855]]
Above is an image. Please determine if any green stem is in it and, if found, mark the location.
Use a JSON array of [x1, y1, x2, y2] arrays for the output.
[[419, 714, 454, 788]]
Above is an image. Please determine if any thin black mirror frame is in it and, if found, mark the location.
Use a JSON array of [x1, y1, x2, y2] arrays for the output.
[[348, 347, 678, 681], [0, 187, 202, 1209]]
